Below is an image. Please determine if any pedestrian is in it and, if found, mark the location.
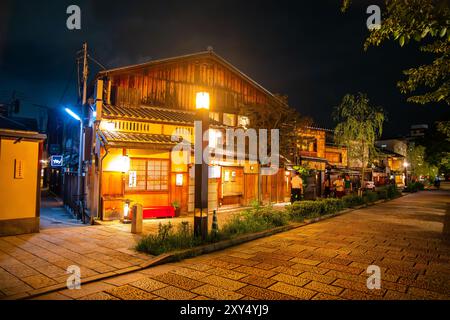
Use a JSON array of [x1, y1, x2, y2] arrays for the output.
[[323, 177, 331, 198], [291, 171, 303, 203], [333, 176, 345, 198], [344, 174, 352, 195], [434, 176, 441, 189]]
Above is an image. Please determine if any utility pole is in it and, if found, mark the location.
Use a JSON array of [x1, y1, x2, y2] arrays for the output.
[[77, 42, 88, 210], [82, 42, 88, 106]]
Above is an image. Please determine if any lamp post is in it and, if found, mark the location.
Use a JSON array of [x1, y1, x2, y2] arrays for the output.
[[65, 107, 84, 203], [403, 161, 409, 186], [194, 92, 210, 240]]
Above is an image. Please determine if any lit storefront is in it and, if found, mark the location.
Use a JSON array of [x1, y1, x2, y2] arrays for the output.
[[84, 51, 291, 221]]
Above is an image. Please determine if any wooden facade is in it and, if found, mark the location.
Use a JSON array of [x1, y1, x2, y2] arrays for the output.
[[87, 51, 291, 220], [105, 51, 273, 113]]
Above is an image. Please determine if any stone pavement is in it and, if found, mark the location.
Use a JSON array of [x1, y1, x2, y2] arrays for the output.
[[0, 199, 242, 299], [30, 190, 450, 300]]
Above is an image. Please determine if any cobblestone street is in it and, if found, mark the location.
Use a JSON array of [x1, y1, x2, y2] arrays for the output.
[[30, 190, 450, 300]]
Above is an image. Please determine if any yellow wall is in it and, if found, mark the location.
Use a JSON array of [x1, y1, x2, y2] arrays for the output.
[[0, 138, 39, 221]]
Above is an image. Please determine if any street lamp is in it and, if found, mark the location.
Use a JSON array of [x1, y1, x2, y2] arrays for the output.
[[194, 92, 210, 240], [65, 107, 84, 206], [403, 161, 409, 186]]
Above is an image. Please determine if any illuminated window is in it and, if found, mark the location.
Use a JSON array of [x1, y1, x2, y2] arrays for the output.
[[147, 160, 169, 191], [209, 112, 220, 122], [223, 113, 236, 126], [126, 159, 146, 191], [126, 159, 169, 192]]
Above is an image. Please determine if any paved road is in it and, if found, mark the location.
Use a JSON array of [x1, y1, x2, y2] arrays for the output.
[[35, 191, 450, 300]]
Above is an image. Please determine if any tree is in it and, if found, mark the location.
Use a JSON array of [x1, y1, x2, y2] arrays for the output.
[[240, 94, 312, 164], [343, 0, 450, 106], [420, 121, 450, 177], [333, 93, 385, 189], [407, 144, 438, 181]]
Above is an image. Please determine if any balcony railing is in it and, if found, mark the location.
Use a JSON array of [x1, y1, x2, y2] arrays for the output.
[[299, 150, 318, 158]]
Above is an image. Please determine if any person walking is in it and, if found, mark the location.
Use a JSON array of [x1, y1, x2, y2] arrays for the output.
[[344, 174, 352, 195], [291, 171, 303, 203], [434, 176, 441, 189], [333, 176, 345, 198], [323, 177, 331, 198]]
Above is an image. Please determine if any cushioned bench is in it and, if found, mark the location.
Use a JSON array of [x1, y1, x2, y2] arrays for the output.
[[143, 206, 175, 219]]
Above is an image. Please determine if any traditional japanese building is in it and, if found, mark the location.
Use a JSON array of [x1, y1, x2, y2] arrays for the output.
[[292, 126, 349, 198], [84, 50, 291, 221]]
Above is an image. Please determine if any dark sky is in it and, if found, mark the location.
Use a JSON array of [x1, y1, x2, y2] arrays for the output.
[[0, 0, 448, 137]]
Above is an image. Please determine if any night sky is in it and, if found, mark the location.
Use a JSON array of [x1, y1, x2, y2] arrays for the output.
[[0, 0, 448, 137]]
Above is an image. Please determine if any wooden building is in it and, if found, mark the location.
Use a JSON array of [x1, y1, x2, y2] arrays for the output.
[[86, 50, 291, 220]]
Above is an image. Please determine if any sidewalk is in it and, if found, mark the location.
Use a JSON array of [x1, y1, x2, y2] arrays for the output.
[[0, 201, 245, 299]]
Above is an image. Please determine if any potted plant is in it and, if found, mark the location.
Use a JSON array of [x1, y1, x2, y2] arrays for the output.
[[172, 201, 181, 217]]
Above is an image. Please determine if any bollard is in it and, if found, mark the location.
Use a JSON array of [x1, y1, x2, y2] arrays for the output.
[[131, 203, 143, 234], [211, 210, 219, 237]]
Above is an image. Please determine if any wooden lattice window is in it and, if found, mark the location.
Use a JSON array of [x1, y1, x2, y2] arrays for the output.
[[126, 159, 169, 192]]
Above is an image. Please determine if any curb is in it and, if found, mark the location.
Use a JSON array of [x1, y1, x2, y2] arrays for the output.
[[19, 195, 402, 300]]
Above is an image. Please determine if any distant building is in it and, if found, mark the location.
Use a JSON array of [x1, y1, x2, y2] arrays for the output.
[[410, 124, 428, 138], [375, 138, 408, 157]]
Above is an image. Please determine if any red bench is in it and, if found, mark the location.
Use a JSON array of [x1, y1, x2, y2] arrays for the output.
[[143, 206, 175, 219]]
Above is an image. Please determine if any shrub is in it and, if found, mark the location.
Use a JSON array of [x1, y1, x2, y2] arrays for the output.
[[404, 182, 425, 193], [286, 198, 344, 220], [243, 201, 290, 227], [363, 191, 379, 204], [219, 213, 268, 238], [136, 222, 201, 255], [286, 200, 322, 221], [376, 188, 388, 200], [342, 194, 364, 208], [386, 185, 401, 198], [322, 198, 344, 214]]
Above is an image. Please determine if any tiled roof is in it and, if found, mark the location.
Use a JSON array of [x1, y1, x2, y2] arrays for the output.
[[101, 130, 181, 146], [102, 104, 224, 126]]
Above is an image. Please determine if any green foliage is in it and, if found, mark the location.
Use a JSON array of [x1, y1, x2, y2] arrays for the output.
[[363, 191, 379, 204], [213, 204, 290, 241], [362, 0, 450, 106], [136, 222, 201, 256], [386, 185, 401, 199], [407, 144, 439, 180], [334, 93, 385, 182], [136, 202, 290, 255], [421, 122, 450, 177], [286, 200, 322, 220], [137, 189, 400, 256], [376, 188, 388, 200], [342, 194, 365, 207], [172, 201, 180, 208], [404, 182, 425, 193], [286, 198, 345, 221]]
